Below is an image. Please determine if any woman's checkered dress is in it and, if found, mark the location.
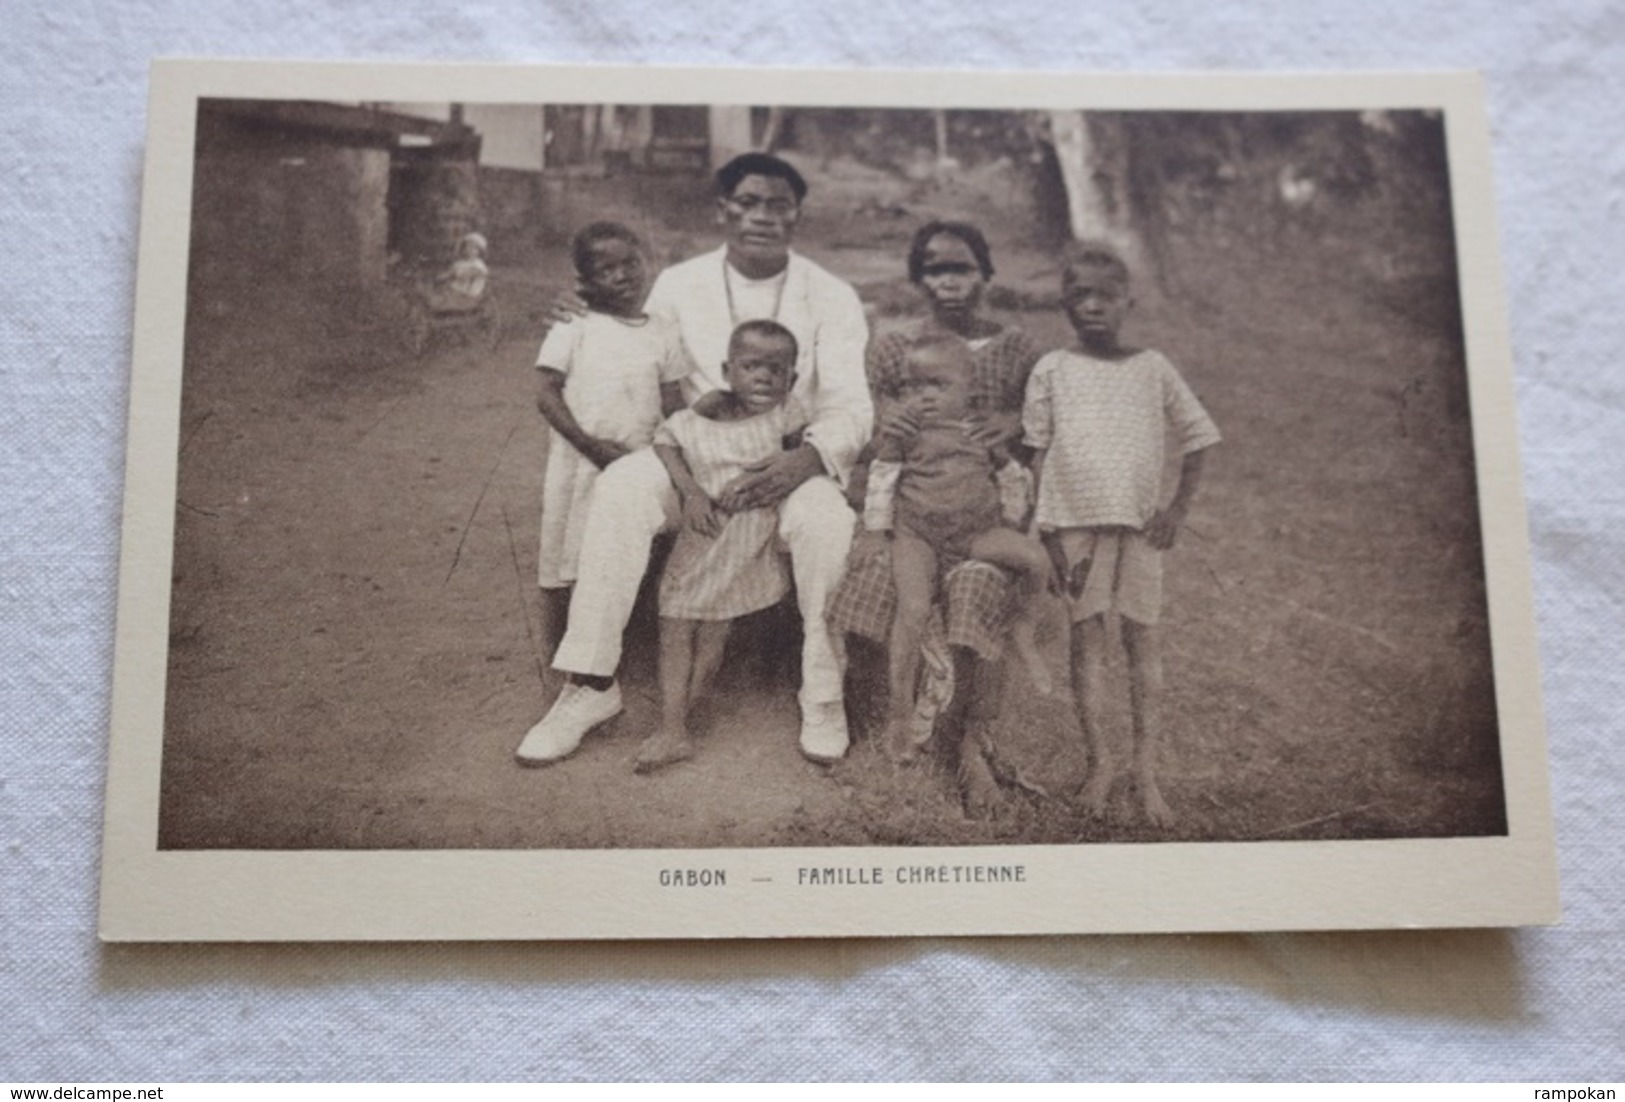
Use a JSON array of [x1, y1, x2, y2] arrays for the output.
[[826, 321, 1042, 658]]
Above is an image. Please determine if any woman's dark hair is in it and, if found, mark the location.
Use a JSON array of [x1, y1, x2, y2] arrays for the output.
[[715, 152, 809, 203], [907, 220, 996, 283]]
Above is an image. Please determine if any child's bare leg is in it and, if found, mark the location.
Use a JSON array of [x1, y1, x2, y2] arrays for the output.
[[688, 620, 730, 709], [536, 586, 571, 709], [1069, 615, 1113, 814], [952, 647, 1008, 819], [887, 531, 939, 763], [638, 616, 699, 773], [1122, 619, 1173, 826], [967, 528, 1054, 695]]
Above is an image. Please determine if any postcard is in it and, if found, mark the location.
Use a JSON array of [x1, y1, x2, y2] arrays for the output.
[[100, 60, 1557, 939]]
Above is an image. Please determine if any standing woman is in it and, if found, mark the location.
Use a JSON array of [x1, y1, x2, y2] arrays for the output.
[[827, 220, 1043, 815]]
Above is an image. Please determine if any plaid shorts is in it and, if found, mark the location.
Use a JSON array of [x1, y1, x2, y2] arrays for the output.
[[825, 542, 1017, 661]]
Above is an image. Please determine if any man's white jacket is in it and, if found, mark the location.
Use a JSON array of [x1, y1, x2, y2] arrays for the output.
[[645, 246, 873, 486]]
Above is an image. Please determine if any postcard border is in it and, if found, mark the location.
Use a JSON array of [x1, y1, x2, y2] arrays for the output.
[[100, 60, 1558, 940]]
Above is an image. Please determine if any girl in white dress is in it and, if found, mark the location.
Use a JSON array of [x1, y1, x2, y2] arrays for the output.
[[534, 223, 690, 701]]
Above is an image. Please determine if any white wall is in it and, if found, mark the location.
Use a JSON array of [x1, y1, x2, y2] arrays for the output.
[[374, 102, 545, 171], [462, 104, 546, 171]]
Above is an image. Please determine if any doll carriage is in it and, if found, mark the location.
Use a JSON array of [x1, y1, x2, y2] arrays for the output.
[[398, 269, 502, 357], [391, 235, 503, 357]]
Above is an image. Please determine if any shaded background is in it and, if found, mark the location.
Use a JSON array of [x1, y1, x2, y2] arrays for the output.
[[3, 0, 1621, 1081]]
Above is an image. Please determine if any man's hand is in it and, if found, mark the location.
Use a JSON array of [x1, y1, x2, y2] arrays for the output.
[[847, 529, 890, 569], [1144, 506, 1186, 551], [691, 391, 729, 419], [582, 437, 632, 471], [716, 445, 824, 512], [680, 489, 725, 539], [543, 287, 590, 327]]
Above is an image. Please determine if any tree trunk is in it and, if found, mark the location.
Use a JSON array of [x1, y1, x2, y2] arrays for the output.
[[760, 106, 786, 152], [708, 105, 754, 169], [1048, 111, 1143, 268]]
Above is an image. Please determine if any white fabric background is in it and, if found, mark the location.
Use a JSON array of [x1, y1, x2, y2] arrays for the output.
[[2, 0, 1621, 1082]]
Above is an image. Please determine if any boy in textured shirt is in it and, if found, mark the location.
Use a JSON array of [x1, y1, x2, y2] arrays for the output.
[[1024, 242, 1220, 826]]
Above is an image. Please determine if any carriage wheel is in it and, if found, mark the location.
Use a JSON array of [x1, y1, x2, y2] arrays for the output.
[[405, 301, 431, 358], [478, 297, 503, 351]]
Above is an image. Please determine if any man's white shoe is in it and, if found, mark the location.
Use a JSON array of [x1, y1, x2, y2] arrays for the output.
[[798, 700, 850, 763], [516, 682, 623, 766]]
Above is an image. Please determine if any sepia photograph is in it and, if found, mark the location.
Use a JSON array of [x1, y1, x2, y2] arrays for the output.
[[101, 62, 1555, 939]]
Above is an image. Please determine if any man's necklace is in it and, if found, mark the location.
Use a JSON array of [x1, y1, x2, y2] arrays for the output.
[[723, 256, 788, 325]]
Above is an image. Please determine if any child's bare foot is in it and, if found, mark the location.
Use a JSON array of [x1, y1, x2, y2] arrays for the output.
[[882, 719, 917, 764], [1076, 767, 1114, 817], [1137, 774, 1175, 827], [958, 745, 1005, 820], [634, 728, 694, 774], [1009, 620, 1053, 695]]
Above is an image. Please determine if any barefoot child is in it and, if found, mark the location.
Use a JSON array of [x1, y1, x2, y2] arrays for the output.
[[532, 223, 689, 706], [1024, 242, 1221, 825], [638, 320, 809, 772], [857, 331, 1055, 762]]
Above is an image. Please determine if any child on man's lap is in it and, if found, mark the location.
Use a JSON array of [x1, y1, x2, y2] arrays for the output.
[[638, 320, 808, 773]]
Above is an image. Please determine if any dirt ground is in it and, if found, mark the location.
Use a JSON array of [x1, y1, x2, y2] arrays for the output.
[[158, 159, 1507, 849]]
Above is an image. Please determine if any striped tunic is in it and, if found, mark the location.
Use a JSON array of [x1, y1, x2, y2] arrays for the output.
[[654, 399, 808, 621]]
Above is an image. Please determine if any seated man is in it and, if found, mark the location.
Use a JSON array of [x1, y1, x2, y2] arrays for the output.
[[517, 152, 871, 766]]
